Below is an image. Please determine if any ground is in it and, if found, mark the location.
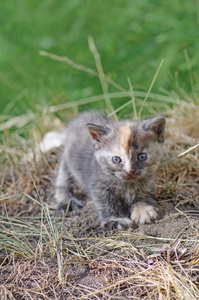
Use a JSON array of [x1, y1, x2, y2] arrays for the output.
[[0, 105, 199, 299]]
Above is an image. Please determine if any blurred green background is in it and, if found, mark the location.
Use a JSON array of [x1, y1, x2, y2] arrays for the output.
[[1, 0, 199, 116]]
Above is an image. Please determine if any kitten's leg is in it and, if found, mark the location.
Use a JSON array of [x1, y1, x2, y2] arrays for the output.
[[55, 161, 69, 209], [55, 160, 85, 210], [130, 201, 158, 224], [92, 197, 132, 230]]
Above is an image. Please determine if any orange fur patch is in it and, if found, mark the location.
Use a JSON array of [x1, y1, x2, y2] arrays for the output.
[[119, 124, 131, 153]]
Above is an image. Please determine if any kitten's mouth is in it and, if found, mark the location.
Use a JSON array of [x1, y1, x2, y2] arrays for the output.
[[126, 174, 137, 181], [117, 172, 141, 181]]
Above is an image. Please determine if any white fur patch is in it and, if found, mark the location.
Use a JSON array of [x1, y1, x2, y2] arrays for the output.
[[24, 130, 65, 162], [130, 202, 158, 224]]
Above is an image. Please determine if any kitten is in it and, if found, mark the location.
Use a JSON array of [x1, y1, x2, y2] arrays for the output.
[[55, 111, 166, 229]]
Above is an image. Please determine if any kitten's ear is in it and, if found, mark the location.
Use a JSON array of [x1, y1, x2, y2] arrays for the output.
[[86, 123, 111, 142], [143, 114, 166, 143]]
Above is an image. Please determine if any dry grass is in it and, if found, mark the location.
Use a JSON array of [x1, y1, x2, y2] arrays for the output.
[[1, 102, 199, 299], [1, 41, 199, 299]]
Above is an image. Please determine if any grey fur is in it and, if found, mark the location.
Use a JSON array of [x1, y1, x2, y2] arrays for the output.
[[55, 111, 166, 229]]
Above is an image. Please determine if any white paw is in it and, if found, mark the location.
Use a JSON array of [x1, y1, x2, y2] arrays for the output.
[[130, 202, 158, 224]]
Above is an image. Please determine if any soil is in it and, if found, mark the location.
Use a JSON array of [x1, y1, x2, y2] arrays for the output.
[[55, 197, 198, 245]]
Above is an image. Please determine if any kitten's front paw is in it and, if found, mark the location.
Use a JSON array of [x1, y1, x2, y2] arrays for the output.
[[130, 202, 158, 224], [102, 217, 132, 230], [103, 221, 119, 231]]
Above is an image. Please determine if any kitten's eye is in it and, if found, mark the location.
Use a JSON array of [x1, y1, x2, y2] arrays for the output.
[[112, 156, 122, 164], [137, 153, 147, 161]]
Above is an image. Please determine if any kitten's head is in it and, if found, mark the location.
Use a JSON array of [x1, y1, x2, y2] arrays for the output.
[[87, 115, 166, 182]]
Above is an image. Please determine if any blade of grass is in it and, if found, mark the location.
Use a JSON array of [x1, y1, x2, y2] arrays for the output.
[[127, 77, 138, 120], [108, 99, 135, 117], [39, 50, 125, 92], [48, 90, 190, 114], [28, 174, 66, 284], [39, 50, 97, 76], [88, 36, 117, 119], [138, 59, 164, 118], [78, 267, 154, 299], [177, 143, 199, 158]]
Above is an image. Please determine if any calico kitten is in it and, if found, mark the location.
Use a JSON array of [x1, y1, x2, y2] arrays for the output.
[[55, 111, 166, 229]]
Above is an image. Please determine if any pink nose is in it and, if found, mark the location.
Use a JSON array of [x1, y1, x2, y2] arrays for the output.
[[127, 169, 135, 176]]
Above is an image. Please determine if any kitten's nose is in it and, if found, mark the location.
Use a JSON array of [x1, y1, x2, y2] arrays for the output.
[[128, 169, 135, 176]]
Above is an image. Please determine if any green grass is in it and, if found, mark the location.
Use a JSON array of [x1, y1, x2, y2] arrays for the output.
[[1, 0, 199, 117]]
